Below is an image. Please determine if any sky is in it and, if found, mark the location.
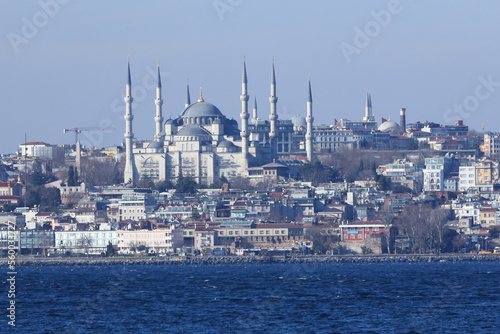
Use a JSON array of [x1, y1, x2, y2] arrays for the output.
[[1, 0, 500, 153]]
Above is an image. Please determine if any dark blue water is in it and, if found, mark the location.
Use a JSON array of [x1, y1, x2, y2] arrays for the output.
[[3, 262, 500, 333]]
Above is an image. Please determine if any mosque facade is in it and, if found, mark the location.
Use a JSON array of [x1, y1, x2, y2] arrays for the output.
[[123, 60, 313, 186]]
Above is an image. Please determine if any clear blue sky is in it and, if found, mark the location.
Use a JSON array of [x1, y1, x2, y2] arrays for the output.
[[1, 0, 500, 153]]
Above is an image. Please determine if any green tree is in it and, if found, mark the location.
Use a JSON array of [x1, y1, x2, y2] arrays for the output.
[[440, 229, 458, 253], [358, 160, 364, 173], [29, 170, 56, 186], [137, 176, 154, 189], [106, 242, 116, 257], [155, 180, 174, 192], [298, 161, 340, 186], [391, 184, 413, 194], [41, 187, 61, 210], [2, 204, 16, 212], [406, 139, 419, 150], [375, 174, 391, 191], [175, 175, 198, 195], [489, 227, 500, 238], [191, 208, 201, 219], [24, 186, 61, 210], [67, 166, 76, 186], [24, 187, 42, 207], [210, 176, 229, 189]]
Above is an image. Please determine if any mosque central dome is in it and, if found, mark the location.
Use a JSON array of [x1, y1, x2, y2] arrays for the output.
[[181, 101, 223, 118], [378, 119, 400, 134]]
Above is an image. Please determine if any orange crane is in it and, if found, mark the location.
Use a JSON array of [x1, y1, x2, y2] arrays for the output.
[[63, 126, 114, 144]]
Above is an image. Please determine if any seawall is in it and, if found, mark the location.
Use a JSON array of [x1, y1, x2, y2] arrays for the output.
[[2, 254, 500, 266]]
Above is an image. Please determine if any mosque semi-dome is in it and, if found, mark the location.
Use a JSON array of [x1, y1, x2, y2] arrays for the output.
[[176, 125, 212, 143], [378, 119, 400, 134], [177, 125, 211, 136]]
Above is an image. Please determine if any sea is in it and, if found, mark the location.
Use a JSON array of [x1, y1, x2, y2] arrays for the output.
[[4, 261, 500, 333]]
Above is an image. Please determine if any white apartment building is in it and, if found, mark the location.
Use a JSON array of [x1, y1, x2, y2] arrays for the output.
[[459, 164, 476, 192]]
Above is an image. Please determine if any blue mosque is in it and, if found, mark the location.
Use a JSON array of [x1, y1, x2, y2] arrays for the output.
[[123, 59, 314, 185]]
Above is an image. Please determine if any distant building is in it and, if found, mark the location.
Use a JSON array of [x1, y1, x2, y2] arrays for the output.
[[313, 125, 354, 152], [459, 163, 476, 192], [19, 142, 64, 161], [423, 156, 453, 192], [122, 60, 314, 185]]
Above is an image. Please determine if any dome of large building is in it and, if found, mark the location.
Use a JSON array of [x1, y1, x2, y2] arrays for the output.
[[177, 125, 211, 136], [378, 119, 400, 134], [290, 113, 307, 128], [182, 101, 223, 118], [218, 140, 235, 148]]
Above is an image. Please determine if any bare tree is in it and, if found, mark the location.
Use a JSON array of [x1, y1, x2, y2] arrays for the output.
[[77, 234, 93, 255], [374, 209, 397, 254], [79, 159, 123, 186], [428, 208, 451, 252]]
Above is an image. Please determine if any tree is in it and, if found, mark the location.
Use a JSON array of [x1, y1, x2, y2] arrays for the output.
[[79, 159, 122, 186], [210, 176, 229, 189], [67, 166, 76, 186], [191, 208, 201, 220], [397, 204, 449, 254], [304, 228, 339, 254], [489, 227, 500, 239], [24, 187, 41, 208], [77, 234, 93, 255], [406, 139, 419, 150], [42, 187, 61, 210], [374, 209, 397, 254], [375, 174, 391, 191], [428, 209, 451, 252], [2, 204, 16, 213], [29, 170, 56, 186], [298, 161, 340, 186], [106, 242, 116, 257], [155, 180, 174, 192], [175, 175, 198, 195], [441, 229, 458, 253], [24, 186, 61, 211], [137, 176, 154, 189], [452, 234, 467, 253], [228, 176, 253, 191], [391, 184, 413, 194]]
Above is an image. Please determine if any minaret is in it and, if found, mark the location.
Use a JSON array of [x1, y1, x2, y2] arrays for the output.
[[240, 58, 249, 170], [75, 140, 81, 173], [154, 63, 164, 142], [363, 91, 375, 122], [252, 96, 258, 124], [306, 77, 314, 162], [400, 108, 406, 134], [269, 59, 278, 158], [185, 79, 191, 108], [124, 59, 137, 185]]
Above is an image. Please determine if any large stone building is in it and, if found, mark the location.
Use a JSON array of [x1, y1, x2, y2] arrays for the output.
[[123, 60, 314, 185]]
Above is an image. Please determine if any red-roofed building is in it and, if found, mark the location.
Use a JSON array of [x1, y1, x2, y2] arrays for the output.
[[340, 221, 386, 242], [0, 181, 25, 197]]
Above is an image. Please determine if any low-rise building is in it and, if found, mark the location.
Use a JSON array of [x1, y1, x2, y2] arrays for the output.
[[118, 227, 183, 254], [54, 230, 119, 254]]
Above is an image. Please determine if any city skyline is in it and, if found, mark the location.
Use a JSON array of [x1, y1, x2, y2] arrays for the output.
[[2, 0, 500, 153]]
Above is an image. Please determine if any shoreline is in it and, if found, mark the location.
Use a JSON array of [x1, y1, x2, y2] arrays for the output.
[[2, 254, 500, 266]]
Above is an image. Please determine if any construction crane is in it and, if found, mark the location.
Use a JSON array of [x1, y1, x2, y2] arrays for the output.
[[63, 126, 114, 145]]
